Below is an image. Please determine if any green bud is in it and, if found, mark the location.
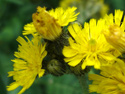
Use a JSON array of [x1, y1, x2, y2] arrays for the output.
[[47, 59, 65, 76]]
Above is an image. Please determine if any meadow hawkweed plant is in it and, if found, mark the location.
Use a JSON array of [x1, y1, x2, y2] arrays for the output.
[[7, 4, 125, 94]]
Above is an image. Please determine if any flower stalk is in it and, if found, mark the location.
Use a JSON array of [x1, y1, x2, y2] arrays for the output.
[[77, 74, 89, 94]]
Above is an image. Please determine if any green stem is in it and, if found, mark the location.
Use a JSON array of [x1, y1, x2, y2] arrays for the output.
[[77, 73, 89, 94]]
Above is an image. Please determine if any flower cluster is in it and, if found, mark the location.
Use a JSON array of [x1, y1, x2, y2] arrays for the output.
[[7, 6, 79, 94], [88, 10, 125, 94], [7, 4, 125, 94], [63, 9, 125, 94]]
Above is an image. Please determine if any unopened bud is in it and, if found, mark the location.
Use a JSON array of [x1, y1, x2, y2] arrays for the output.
[[47, 59, 65, 76]]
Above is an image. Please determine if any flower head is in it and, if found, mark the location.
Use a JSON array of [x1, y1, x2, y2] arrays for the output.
[[49, 6, 80, 26], [89, 59, 125, 94], [23, 6, 79, 41], [63, 19, 120, 69], [103, 10, 125, 53], [7, 36, 47, 94]]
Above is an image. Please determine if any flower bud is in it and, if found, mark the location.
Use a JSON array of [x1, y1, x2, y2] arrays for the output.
[[47, 59, 65, 76]]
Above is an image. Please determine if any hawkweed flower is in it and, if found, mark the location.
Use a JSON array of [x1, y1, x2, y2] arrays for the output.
[[63, 19, 120, 69], [89, 59, 125, 94], [7, 36, 47, 94], [23, 6, 79, 41], [103, 10, 125, 53]]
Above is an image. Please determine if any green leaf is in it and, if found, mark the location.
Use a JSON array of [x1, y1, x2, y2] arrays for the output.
[[24, 84, 43, 94], [43, 74, 82, 94], [0, 76, 7, 94]]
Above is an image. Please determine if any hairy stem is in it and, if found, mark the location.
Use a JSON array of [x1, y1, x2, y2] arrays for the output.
[[77, 73, 89, 94]]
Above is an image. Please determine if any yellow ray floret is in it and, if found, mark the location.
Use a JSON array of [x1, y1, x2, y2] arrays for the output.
[[103, 10, 125, 53], [63, 19, 120, 69], [7, 36, 47, 94], [89, 59, 125, 94], [22, 23, 38, 36], [49, 7, 80, 26]]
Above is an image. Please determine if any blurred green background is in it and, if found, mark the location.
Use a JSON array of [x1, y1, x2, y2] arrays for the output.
[[0, 0, 125, 94]]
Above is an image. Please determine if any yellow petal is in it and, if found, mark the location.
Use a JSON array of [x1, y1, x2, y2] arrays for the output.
[[7, 82, 19, 91], [38, 69, 45, 78], [115, 10, 123, 26], [99, 53, 116, 61], [63, 46, 78, 57], [49, 7, 79, 26], [68, 57, 82, 66]]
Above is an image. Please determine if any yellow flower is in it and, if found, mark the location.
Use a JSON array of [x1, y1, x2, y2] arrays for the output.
[[49, 6, 80, 26], [89, 59, 125, 94], [7, 36, 47, 94], [63, 19, 120, 69], [23, 6, 79, 41], [22, 23, 38, 36], [103, 10, 125, 53]]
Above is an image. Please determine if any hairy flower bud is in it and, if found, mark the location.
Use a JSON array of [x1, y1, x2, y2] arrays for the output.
[[47, 59, 65, 76]]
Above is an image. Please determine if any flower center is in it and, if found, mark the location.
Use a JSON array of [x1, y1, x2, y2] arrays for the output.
[[88, 38, 97, 52]]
